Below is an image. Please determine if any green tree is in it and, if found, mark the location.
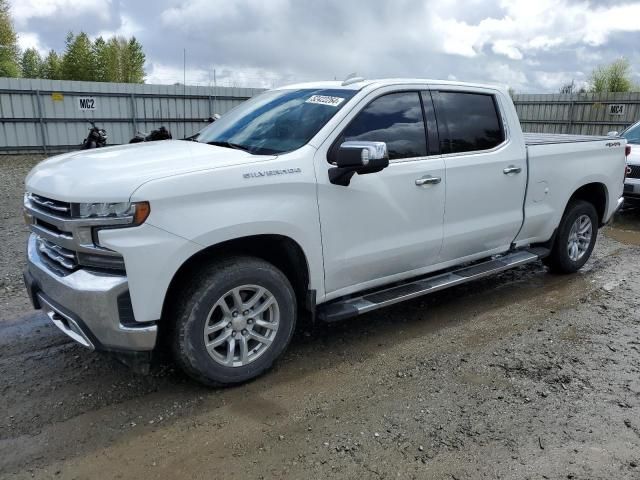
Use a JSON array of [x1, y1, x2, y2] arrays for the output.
[[103, 36, 124, 82], [61, 31, 95, 81], [0, 0, 20, 77], [121, 36, 145, 83], [589, 58, 634, 93], [16, 29, 147, 83], [40, 50, 62, 79], [20, 48, 42, 78], [92, 36, 109, 81]]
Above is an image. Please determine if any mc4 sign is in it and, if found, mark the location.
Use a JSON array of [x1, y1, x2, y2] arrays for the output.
[[608, 104, 625, 116]]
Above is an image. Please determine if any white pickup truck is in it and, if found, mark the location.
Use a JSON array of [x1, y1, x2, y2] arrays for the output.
[[23, 78, 627, 386]]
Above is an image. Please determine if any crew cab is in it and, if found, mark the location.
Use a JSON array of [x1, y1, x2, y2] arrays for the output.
[[23, 78, 626, 385]]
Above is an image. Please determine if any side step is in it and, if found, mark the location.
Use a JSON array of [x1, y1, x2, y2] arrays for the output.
[[317, 248, 549, 323]]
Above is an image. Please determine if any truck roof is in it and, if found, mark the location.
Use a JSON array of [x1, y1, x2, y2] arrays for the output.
[[274, 78, 505, 92]]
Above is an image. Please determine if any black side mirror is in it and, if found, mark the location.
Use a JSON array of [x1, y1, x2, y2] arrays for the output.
[[329, 141, 389, 186]]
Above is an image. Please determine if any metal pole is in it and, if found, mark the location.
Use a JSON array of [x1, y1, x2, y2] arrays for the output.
[[213, 69, 217, 115], [567, 99, 575, 134], [183, 48, 186, 139], [130, 93, 138, 136], [34, 90, 48, 155]]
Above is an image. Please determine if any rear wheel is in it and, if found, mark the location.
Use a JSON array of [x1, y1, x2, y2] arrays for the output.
[[172, 256, 296, 386], [544, 200, 598, 274]]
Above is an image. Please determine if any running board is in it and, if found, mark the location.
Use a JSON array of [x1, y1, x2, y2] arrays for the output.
[[317, 248, 549, 323]]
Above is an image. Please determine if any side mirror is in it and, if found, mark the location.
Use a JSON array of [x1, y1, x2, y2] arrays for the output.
[[329, 141, 389, 186], [607, 131, 619, 137]]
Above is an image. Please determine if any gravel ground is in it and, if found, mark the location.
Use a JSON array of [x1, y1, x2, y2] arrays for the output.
[[1, 154, 639, 479], [0, 155, 45, 320]]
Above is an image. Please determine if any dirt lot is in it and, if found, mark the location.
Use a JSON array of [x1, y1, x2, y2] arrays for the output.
[[1, 155, 639, 479]]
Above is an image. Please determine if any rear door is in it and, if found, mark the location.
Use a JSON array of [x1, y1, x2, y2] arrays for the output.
[[432, 88, 527, 261]]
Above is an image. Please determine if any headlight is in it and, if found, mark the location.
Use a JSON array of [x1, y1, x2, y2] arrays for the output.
[[78, 201, 150, 225]]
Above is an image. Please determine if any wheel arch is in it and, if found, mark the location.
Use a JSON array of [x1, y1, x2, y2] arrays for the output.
[[566, 182, 608, 226], [161, 234, 313, 323]]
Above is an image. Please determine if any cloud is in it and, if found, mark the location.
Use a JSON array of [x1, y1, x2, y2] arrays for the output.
[[15, 32, 47, 55], [8, 0, 640, 92], [11, 0, 112, 27], [491, 40, 523, 61], [432, 0, 640, 60], [535, 71, 583, 91], [94, 15, 143, 40]]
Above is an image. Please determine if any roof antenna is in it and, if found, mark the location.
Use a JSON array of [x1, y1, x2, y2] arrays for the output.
[[342, 73, 365, 86]]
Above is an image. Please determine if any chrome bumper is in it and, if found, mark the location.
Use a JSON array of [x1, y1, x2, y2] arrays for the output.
[[624, 179, 640, 197], [24, 234, 157, 352]]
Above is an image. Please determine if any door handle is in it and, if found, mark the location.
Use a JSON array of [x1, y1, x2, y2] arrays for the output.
[[415, 175, 441, 186], [503, 165, 522, 175]]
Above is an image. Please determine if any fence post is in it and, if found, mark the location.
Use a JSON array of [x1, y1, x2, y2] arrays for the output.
[[35, 90, 48, 155], [567, 99, 575, 134], [130, 93, 138, 135]]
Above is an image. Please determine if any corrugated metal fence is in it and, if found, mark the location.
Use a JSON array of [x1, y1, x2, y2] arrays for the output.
[[513, 92, 640, 136], [0, 77, 264, 154], [2, 79, 639, 153]]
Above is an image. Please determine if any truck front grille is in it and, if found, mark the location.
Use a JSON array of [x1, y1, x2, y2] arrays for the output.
[[36, 237, 78, 273], [27, 193, 72, 217], [627, 164, 640, 179], [25, 193, 126, 276]]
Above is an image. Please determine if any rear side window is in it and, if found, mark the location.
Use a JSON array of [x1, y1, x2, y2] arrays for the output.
[[435, 92, 505, 154], [337, 92, 428, 160]]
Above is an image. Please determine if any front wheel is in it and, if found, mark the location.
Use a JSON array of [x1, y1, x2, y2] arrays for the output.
[[172, 256, 297, 386], [544, 200, 598, 274]]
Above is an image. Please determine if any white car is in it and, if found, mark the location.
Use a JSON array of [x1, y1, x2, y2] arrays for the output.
[[610, 121, 640, 200], [23, 78, 626, 385]]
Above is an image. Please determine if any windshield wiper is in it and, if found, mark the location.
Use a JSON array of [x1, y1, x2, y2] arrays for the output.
[[205, 140, 253, 153]]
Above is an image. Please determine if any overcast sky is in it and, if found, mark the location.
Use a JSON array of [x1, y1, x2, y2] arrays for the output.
[[9, 0, 640, 92]]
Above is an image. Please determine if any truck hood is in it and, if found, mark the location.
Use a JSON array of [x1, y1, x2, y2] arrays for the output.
[[25, 140, 276, 202]]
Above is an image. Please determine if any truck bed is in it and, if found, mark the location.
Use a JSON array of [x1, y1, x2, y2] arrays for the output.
[[516, 130, 625, 246], [524, 133, 614, 145]]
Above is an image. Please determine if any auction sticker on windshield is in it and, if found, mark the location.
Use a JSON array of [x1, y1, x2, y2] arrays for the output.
[[306, 95, 345, 107]]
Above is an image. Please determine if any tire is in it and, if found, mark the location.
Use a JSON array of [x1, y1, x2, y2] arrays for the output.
[[544, 200, 598, 274], [172, 256, 297, 386]]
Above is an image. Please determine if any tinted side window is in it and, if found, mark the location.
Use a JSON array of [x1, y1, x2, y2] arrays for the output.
[[339, 92, 427, 160], [436, 92, 504, 154]]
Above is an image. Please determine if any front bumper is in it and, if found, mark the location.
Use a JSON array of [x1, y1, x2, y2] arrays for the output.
[[624, 179, 640, 198], [24, 234, 157, 352]]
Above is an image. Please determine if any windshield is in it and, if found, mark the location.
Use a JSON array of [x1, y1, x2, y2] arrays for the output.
[[621, 122, 640, 145], [196, 88, 357, 155]]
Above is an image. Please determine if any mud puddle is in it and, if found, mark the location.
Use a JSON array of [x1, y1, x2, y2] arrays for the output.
[[604, 204, 640, 245]]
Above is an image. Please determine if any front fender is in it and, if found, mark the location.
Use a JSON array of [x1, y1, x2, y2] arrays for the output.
[[129, 149, 325, 304]]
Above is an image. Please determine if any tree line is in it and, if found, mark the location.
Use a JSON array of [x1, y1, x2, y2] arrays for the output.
[[559, 58, 638, 94], [1, 0, 145, 83]]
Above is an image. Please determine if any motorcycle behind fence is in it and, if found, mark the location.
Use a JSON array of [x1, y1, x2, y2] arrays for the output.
[[80, 121, 108, 149], [129, 126, 172, 143]]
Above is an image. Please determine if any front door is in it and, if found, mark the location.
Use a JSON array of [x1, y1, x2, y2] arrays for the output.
[[315, 90, 446, 299]]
